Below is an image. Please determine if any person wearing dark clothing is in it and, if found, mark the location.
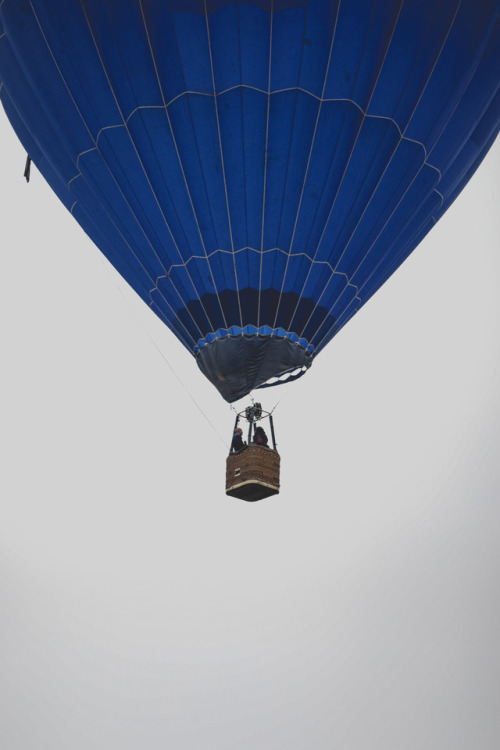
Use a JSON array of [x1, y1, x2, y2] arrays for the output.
[[253, 425, 269, 447], [231, 427, 246, 453]]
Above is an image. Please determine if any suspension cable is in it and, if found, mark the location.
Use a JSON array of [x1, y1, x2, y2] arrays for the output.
[[99, 259, 230, 450]]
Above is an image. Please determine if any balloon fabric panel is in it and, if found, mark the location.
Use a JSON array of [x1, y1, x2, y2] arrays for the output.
[[0, 0, 498, 402]]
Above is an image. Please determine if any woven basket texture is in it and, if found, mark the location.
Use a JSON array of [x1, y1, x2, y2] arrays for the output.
[[226, 445, 280, 491]]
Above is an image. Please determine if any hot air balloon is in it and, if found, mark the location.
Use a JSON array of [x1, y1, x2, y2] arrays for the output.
[[1, 0, 499, 411]]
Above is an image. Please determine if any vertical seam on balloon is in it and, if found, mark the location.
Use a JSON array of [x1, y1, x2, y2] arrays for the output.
[[293, 126, 430, 339], [148, 300, 197, 352], [203, 1, 244, 329], [79, 0, 209, 343], [291, 0, 405, 338], [139, 0, 228, 333], [307, 1, 463, 351], [237, 3, 251, 304], [147, 276, 204, 347], [320, 0, 452, 278], [66, 170, 162, 288], [378, 0, 448, 132], [72, 156, 204, 346], [29, 3, 95, 149], [301, 2, 406, 273], [164, 3, 232, 331], [31, 0, 203, 344], [269, 1, 310, 331], [425, 4, 494, 165], [272, 0, 341, 331], [78, 0, 210, 340], [257, 0, 274, 329], [310, 166, 443, 353], [68, 177, 200, 347], [149, 277, 203, 346], [282, 2, 341, 254], [77, 4, 177, 275], [307, 164, 426, 351], [408, 0, 465, 134], [27, 3, 164, 291], [28, 3, 164, 292]]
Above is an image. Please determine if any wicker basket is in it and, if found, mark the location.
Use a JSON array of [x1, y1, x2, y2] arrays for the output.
[[226, 445, 280, 501]]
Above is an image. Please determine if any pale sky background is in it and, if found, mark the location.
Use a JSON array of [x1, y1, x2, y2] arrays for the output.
[[1, 107, 499, 749]]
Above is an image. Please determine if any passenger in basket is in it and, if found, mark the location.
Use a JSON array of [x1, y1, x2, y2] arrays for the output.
[[231, 427, 246, 453], [253, 425, 269, 447]]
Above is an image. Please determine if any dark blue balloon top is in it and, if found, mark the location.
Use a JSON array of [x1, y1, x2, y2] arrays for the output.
[[1, 0, 499, 400]]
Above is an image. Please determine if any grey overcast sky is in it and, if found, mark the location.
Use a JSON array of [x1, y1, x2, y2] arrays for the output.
[[1, 107, 499, 750]]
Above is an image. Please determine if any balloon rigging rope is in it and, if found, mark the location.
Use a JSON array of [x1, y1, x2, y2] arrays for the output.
[[101, 258, 230, 450], [137, 323, 231, 451]]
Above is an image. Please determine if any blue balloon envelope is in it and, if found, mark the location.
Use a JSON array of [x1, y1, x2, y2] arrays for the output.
[[1, 0, 499, 401]]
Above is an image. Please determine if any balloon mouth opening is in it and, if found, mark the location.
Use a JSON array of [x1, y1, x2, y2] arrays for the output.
[[194, 325, 314, 355], [196, 330, 313, 402]]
